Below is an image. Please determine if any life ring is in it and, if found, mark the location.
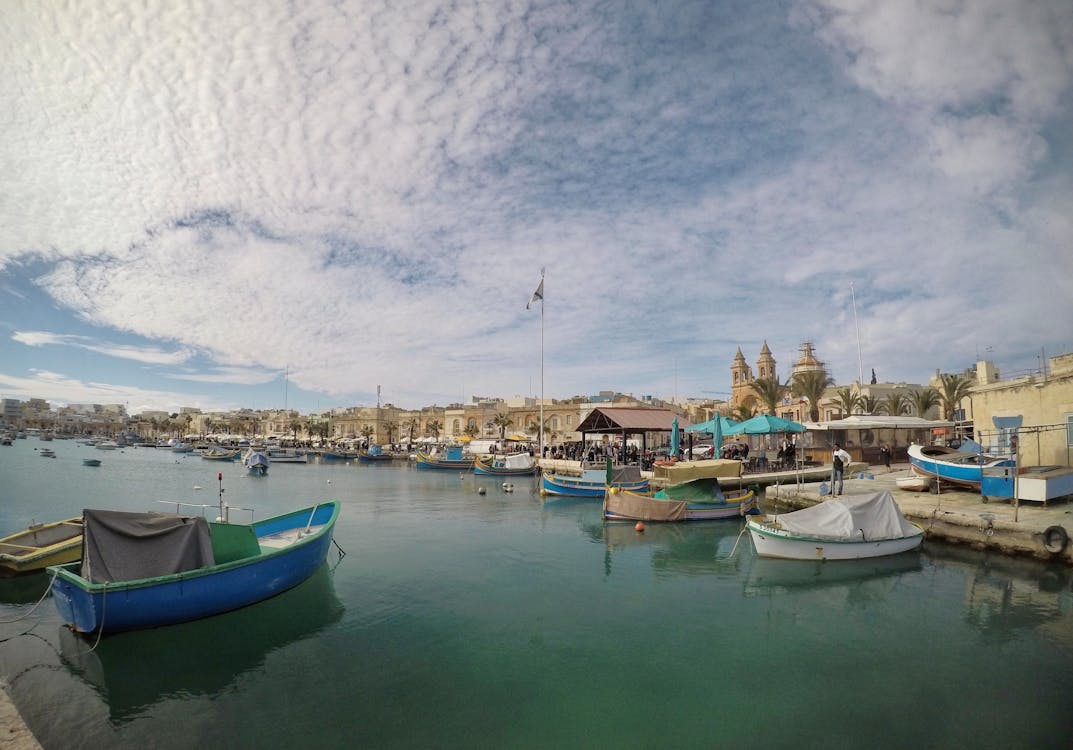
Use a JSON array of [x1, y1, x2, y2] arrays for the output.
[[1042, 525, 1069, 554]]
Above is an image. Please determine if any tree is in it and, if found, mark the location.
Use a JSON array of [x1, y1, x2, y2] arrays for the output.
[[289, 418, 303, 441], [881, 391, 909, 416], [383, 421, 398, 444], [463, 423, 480, 438], [361, 425, 375, 444], [402, 418, 419, 443], [936, 373, 974, 421], [731, 403, 756, 422], [910, 387, 939, 419], [425, 420, 442, 440], [833, 387, 861, 418], [791, 370, 834, 422], [751, 376, 788, 415], [859, 395, 880, 415], [492, 412, 514, 440]]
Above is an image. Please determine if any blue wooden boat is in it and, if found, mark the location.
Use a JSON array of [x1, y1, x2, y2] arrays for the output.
[[356, 445, 393, 463], [907, 444, 1014, 489], [320, 449, 358, 460], [541, 466, 648, 498], [415, 447, 474, 470], [243, 450, 269, 476], [48, 502, 339, 635], [473, 453, 538, 476]]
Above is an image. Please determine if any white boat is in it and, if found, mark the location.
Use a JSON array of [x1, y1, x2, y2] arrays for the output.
[[95, 441, 119, 451], [266, 448, 308, 464], [896, 473, 932, 492], [747, 490, 923, 561]]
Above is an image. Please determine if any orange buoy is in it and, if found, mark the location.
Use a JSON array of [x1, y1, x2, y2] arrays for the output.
[[635, 521, 645, 533]]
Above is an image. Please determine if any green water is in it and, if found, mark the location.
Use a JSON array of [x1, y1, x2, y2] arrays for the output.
[[1, 438, 1071, 749]]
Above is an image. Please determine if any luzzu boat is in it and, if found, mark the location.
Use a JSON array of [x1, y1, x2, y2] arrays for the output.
[[542, 466, 648, 498], [356, 445, 393, 463], [747, 490, 923, 561], [603, 478, 756, 522], [48, 502, 339, 635], [473, 453, 538, 476], [415, 447, 474, 470], [907, 444, 1014, 489]]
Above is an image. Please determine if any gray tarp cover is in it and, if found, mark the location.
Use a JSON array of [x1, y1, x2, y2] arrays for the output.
[[80, 510, 216, 584], [773, 491, 921, 542]]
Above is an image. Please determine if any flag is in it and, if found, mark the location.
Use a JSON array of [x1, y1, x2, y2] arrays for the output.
[[526, 278, 544, 309]]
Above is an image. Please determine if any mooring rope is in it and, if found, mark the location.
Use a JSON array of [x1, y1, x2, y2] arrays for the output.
[[0, 570, 58, 626], [716, 522, 750, 561]]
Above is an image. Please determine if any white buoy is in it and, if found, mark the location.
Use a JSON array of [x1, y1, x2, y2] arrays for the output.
[[478, 487, 486, 495], [193, 485, 202, 491], [327, 479, 332, 484]]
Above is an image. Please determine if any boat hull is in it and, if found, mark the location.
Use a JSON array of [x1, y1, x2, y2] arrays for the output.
[[747, 520, 923, 561], [473, 456, 538, 476], [542, 472, 649, 498], [49, 503, 338, 634], [603, 489, 755, 522], [0, 518, 83, 576], [907, 444, 1014, 489], [415, 452, 474, 470], [356, 452, 393, 463]]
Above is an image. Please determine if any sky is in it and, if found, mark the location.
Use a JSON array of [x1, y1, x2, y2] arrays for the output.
[[2, 0, 1072, 416]]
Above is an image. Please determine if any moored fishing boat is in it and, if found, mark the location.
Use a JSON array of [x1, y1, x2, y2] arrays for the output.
[[896, 473, 932, 492], [356, 445, 393, 463], [747, 490, 923, 561], [82, 458, 102, 467], [199, 447, 241, 461], [603, 479, 757, 522], [415, 447, 474, 470], [266, 448, 308, 463], [907, 443, 1014, 489], [542, 465, 648, 498], [320, 449, 359, 460], [0, 517, 83, 576], [473, 452, 538, 476], [243, 450, 269, 476], [48, 502, 340, 635]]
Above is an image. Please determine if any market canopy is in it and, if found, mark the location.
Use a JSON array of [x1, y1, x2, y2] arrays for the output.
[[684, 416, 740, 434], [724, 414, 806, 435], [575, 407, 688, 434], [800, 415, 953, 431]]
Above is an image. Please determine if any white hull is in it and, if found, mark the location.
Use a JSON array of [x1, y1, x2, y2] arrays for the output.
[[748, 520, 922, 561]]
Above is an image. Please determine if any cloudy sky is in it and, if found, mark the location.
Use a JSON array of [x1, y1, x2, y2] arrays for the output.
[[2, 0, 1071, 416]]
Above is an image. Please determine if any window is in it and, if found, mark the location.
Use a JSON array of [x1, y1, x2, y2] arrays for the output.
[[1066, 414, 1073, 447]]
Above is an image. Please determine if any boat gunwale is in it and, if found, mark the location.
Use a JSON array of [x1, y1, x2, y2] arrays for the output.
[[746, 516, 924, 546]]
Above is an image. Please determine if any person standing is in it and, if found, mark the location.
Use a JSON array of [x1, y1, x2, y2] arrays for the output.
[[880, 443, 892, 473], [832, 443, 852, 496]]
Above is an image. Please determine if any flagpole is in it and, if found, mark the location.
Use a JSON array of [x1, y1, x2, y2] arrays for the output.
[[850, 281, 864, 386]]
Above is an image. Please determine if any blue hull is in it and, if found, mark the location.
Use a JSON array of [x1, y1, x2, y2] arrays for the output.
[[541, 474, 649, 498], [907, 445, 1014, 488], [50, 503, 339, 634]]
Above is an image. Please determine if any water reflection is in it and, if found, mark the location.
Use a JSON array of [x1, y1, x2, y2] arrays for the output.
[[925, 544, 1073, 649], [745, 553, 923, 601], [583, 519, 752, 578], [58, 563, 344, 724], [0, 572, 54, 605]]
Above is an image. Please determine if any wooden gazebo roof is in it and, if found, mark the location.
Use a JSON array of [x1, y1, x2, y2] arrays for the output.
[[575, 407, 689, 435]]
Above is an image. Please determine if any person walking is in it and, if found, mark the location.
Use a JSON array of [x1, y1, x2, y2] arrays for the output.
[[880, 443, 892, 473], [832, 443, 852, 496]]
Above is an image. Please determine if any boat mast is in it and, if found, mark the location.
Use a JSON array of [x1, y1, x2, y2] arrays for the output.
[[850, 281, 865, 386], [539, 270, 545, 459]]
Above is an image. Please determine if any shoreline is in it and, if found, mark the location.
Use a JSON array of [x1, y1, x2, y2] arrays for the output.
[[0, 680, 41, 750]]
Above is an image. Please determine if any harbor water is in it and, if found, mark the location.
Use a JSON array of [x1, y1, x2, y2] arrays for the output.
[[1, 438, 1071, 749]]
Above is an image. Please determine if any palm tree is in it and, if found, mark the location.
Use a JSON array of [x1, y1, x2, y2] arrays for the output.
[[402, 418, 419, 444], [833, 387, 861, 418], [289, 418, 303, 441], [936, 373, 974, 421], [492, 412, 514, 440], [859, 395, 880, 415], [361, 425, 375, 444], [881, 391, 909, 416], [425, 420, 442, 440], [909, 387, 939, 419], [751, 376, 788, 415], [382, 421, 398, 444], [731, 403, 756, 422], [791, 370, 834, 422], [463, 423, 480, 438]]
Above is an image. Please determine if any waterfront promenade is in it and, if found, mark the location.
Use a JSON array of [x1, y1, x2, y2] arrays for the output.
[[1, 680, 40, 750]]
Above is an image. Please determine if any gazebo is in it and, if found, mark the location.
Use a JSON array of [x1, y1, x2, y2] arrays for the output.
[[574, 407, 689, 463]]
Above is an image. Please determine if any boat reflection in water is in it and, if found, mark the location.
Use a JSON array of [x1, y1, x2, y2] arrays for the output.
[[587, 518, 752, 578], [58, 563, 344, 724], [744, 553, 923, 598]]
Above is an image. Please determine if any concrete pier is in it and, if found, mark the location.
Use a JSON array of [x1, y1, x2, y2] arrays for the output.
[[766, 463, 1073, 564], [0, 680, 41, 750]]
